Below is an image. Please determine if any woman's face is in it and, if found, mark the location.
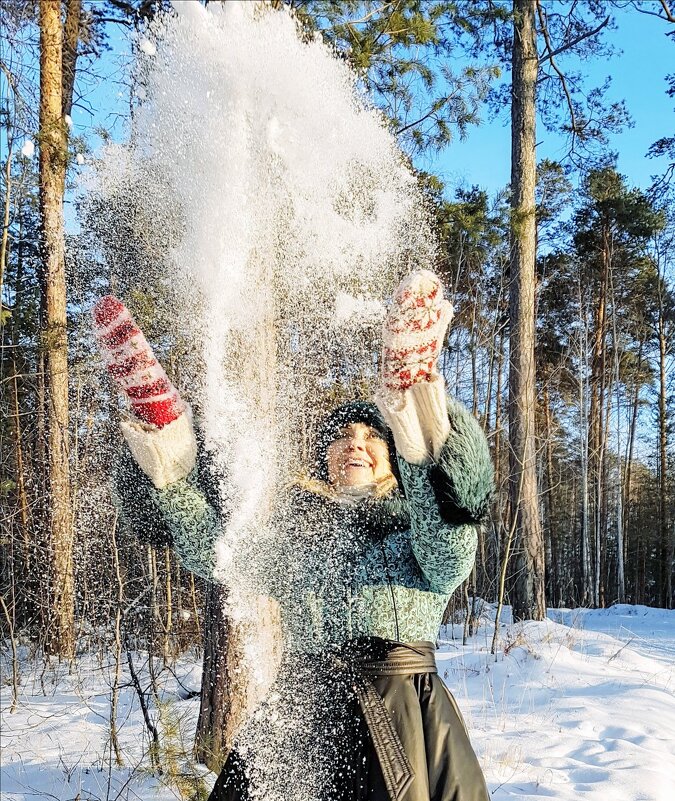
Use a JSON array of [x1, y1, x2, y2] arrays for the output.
[[326, 423, 392, 487]]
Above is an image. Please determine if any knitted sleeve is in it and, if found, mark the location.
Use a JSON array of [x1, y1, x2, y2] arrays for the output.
[[379, 385, 494, 523], [147, 468, 221, 581], [398, 458, 479, 593], [113, 419, 225, 584], [395, 395, 494, 593], [429, 396, 494, 526], [113, 449, 175, 549]]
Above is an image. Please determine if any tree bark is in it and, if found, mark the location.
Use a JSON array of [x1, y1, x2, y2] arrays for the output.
[[39, 0, 74, 657], [195, 584, 231, 771], [599, 378, 612, 606], [658, 286, 671, 608], [62, 0, 81, 118], [588, 223, 611, 606], [509, 0, 546, 621], [542, 380, 557, 606], [623, 340, 643, 600], [194, 247, 283, 770], [195, 587, 281, 771], [493, 322, 506, 583], [611, 302, 625, 603], [578, 286, 592, 605]]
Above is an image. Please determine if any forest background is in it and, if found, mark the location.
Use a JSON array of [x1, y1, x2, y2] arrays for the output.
[[1, 0, 675, 785]]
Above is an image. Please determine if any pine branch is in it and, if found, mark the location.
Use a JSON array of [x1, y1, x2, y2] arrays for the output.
[[537, 15, 610, 64], [536, 0, 579, 138]]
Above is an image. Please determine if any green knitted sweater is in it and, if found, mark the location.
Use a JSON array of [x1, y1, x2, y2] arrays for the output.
[[116, 397, 493, 653]]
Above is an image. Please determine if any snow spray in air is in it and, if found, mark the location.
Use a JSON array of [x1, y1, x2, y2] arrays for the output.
[[89, 1, 438, 796]]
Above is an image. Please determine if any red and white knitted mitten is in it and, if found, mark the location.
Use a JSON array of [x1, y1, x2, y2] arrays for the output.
[[93, 295, 185, 428], [381, 270, 453, 391]]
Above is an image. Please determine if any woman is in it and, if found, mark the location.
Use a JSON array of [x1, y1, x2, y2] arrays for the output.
[[97, 271, 494, 801]]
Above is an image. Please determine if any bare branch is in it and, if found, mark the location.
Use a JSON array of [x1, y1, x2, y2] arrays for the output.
[[0, 60, 19, 92], [105, 0, 137, 16], [396, 102, 443, 136], [630, 0, 675, 24], [538, 16, 610, 64], [536, 0, 578, 138], [342, 2, 395, 28], [92, 16, 133, 27]]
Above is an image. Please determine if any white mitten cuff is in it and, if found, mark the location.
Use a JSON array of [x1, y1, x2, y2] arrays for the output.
[[120, 406, 197, 490], [375, 387, 430, 465], [408, 377, 451, 460]]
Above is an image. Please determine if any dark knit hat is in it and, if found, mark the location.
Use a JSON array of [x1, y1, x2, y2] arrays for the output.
[[313, 401, 398, 483]]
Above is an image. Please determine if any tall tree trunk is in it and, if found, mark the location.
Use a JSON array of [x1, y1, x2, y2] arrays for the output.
[[599, 379, 612, 606], [39, 0, 74, 657], [163, 546, 173, 659], [569, 475, 577, 605], [609, 266, 625, 603], [588, 226, 609, 607], [9, 206, 32, 574], [195, 585, 231, 772], [195, 253, 282, 769], [493, 323, 506, 584], [542, 380, 557, 606], [509, 0, 545, 621], [469, 293, 478, 416], [623, 341, 643, 600], [579, 290, 592, 605], [613, 361, 625, 604], [658, 301, 671, 608], [0, 132, 12, 301]]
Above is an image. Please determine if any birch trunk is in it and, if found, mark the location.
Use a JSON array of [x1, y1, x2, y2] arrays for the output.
[[578, 287, 592, 605], [609, 266, 625, 602], [623, 341, 643, 593], [494, 320, 505, 575]]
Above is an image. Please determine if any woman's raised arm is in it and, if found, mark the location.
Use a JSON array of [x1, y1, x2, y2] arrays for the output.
[[94, 296, 222, 583], [375, 271, 494, 592]]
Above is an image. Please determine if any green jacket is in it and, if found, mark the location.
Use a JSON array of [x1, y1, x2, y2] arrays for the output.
[[115, 397, 493, 653]]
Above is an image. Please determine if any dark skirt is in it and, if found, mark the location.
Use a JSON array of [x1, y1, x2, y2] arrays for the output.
[[208, 639, 489, 801]]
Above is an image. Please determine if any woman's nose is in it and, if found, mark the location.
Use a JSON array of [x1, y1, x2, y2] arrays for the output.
[[346, 437, 367, 452]]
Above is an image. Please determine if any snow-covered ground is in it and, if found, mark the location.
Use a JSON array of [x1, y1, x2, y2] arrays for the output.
[[443, 604, 675, 801], [2, 605, 674, 800]]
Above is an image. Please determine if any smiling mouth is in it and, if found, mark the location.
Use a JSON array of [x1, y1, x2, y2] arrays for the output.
[[345, 459, 372, 469]]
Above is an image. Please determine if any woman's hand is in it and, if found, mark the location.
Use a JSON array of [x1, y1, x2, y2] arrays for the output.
[[381, 270, 453, 391], [93, 295, 185, 428]]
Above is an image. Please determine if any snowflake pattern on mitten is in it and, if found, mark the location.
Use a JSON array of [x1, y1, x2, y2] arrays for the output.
[[381, 270, 453, 391]]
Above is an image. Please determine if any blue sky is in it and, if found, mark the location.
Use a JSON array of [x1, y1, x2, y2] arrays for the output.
[[429, 5, 674, 196], [62, 3, 674, 202]]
